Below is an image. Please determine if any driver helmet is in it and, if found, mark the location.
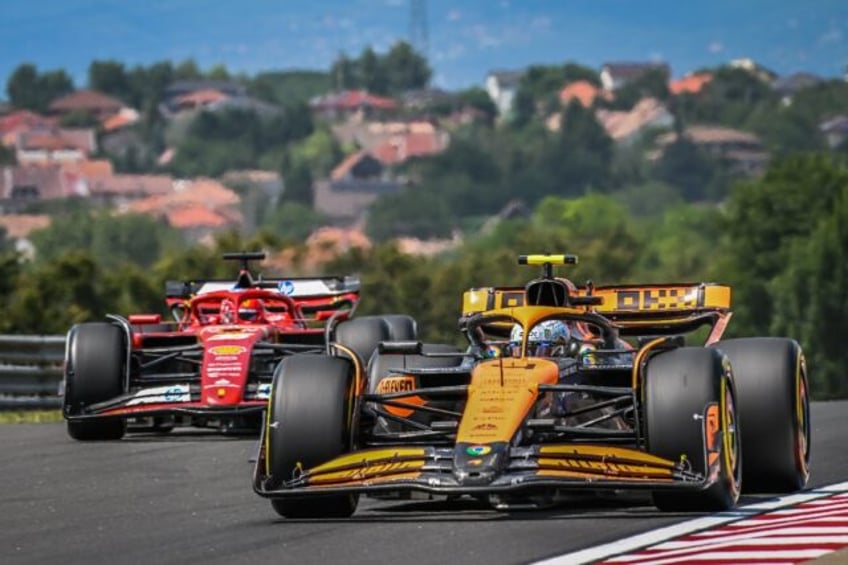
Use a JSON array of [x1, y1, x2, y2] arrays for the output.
[[510, 320, 571, 357], [239, 298, 264, 322]]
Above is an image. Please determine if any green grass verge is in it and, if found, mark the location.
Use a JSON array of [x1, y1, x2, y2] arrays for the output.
[[0, 410, 64, 423]]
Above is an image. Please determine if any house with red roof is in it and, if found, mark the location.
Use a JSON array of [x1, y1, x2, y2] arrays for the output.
[[654, 125, 769, 175], [330, 151, 385, 182], [14, 128, 96, 164], [310, 90, 398, 121], [0, 110, 55, 146], [559, 80, 612, 108], [101, 108, 140, 132], [0, 213, 52, 258], [313, 172, 402, 224], [48, 89, 126, 121], [669, 73, 713, 96], [0, 164, 86, 211], [0, 213, 51, 239], [86, 174, 174, 207], [173, 89, 231, 111], [331, 119, 450, 166], [594, 98, 674, 144], [120, 177, 242, 243]]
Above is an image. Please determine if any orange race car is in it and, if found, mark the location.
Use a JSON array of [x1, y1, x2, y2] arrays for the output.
[[253, 254, 810, 518]]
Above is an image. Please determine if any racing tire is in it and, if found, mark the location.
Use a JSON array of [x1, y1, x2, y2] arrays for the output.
[[379, 314, 418, 341], [333, 316, 392, 369], [64, 323, 127, 441], [645, 347, 741, 512], [266, 354, 358, 518], [711, 338, 810, 493]]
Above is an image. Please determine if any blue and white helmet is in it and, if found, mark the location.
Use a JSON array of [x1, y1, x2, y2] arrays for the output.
[[510, 320, 571, 356]]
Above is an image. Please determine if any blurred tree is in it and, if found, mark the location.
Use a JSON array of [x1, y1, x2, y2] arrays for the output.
[[0, 144, 16, 166], [6, 64, 74, 112], [457, 87, 498, 123], [280, 154, 314, 207], [207, 64, 231, 81], [358, 47, 387, 94], [653, 137, 718, 201], [608, 67, 670, 110], [771, 185, 848, 398], [383, 41, 431, 93], [329, 54, 357, 91], [541, 100, 614, 197], [29, 210, 182, 270], [174, 59, 203, 80], [259, 202, 327, 242], [88, 60, 131, 102], [718, 154, 848, 338]]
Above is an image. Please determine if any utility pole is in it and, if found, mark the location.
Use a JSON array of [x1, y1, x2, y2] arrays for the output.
[[409, 0, 429, 58]]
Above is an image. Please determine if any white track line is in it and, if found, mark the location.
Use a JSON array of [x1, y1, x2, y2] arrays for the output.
[[533, 481, 848, 565]]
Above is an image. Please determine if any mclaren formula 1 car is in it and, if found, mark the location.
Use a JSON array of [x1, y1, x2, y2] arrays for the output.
[[253, 254, 810, 517], [62, 252, 417, 440]]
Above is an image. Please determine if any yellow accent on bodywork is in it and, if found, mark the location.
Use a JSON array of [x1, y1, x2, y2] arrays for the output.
[[519, 254, 577, 266], [536, 445, 677, 480], [631, 337, 668, 389], [461, 284, 731, 317], [303, 447, 427, 486]]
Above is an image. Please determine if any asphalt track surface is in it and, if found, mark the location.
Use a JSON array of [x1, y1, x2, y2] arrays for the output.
[[1, 401, 845, 565]]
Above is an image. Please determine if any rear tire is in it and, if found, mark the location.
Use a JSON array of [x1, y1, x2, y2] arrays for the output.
[[64, 323, 127, 441], [711, 338, 810, 493], [266, 355, 358, 518], [645, 347, 741, 512], [333, 315, 421, 369], [333, 316, 391, 369], [379, 314, 418, 341]]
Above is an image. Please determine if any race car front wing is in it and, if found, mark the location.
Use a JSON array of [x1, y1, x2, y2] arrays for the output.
[[253, 439, 716, 499]]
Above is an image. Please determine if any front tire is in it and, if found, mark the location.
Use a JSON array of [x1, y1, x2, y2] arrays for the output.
[[63, 323, 127, 441], [711, 338, 810, 493], [266, 355, 358, 518], [645, 347, 741, 512]]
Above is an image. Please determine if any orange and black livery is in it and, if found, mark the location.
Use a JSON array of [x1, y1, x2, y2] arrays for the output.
[[254, 254, 810, 517]]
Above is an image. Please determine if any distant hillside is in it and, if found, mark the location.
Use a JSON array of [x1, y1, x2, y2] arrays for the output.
[[248, 70, 332, 106]]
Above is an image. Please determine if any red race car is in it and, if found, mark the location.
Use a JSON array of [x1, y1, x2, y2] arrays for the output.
[[62, 252, 383, 440]]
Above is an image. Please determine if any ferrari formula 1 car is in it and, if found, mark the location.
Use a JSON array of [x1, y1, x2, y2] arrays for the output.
[[253, 254, 810, 517], [62, 252, 417, 441]]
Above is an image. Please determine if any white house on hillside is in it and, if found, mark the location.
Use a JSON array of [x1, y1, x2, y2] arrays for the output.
[[485, 69, 524, 119]]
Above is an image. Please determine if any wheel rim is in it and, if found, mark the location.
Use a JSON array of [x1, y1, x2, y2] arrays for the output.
[[795, 357, 811, 483], [722, 382, 741, 500]]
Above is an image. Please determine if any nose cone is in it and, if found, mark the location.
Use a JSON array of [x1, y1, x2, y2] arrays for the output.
[[452, 442, 508, 485]]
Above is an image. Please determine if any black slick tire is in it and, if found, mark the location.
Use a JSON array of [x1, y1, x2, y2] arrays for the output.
[[266, 354, 358, 518], [645, 347, 741, 512], [64, 323, 127, 441], [711, 338, 810, 493]]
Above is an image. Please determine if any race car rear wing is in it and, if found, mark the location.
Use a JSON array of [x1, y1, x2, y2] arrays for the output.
[[166, 275, 361, 300], [462, 282, 732, 342], [165, 276, 361, 324]]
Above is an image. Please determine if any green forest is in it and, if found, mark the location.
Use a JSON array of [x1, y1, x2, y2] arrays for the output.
[[3, 43, 848, 399]]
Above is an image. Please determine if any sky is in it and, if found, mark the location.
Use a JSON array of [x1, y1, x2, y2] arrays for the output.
[[1, 0, 847, 93]]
